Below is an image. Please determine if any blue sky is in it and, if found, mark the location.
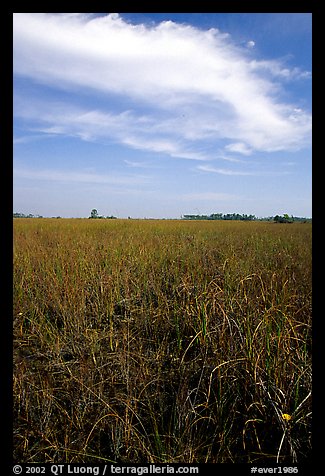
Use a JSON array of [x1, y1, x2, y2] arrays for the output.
[[13, 13, 312, 218]]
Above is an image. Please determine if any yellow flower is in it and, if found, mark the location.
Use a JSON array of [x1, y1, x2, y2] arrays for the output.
[[282, 413, 292, 421]]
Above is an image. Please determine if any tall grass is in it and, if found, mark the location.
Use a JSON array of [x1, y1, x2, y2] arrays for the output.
[[13, 219, 312, 463]]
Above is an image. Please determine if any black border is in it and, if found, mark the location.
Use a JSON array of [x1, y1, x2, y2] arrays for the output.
[[7, 3, 318, 474]]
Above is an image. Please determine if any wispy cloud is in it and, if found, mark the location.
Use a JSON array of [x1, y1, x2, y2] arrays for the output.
[[14, 167, 151, 186], [225, 142, 253, 156], [13, 133, 52, 145], [13, 12, 311, 159], [14, 97, 209, 161], [249, 59, 312, 81], [197, 164, 291, 176], [124, 159, 152, 169], [197, 165, 258, 176]]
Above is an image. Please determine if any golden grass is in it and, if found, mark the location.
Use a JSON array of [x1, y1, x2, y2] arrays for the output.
[[13, 219, 312, 463]]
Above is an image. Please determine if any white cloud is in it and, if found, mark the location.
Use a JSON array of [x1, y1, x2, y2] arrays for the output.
[[246, 40, 255, 48], [14, 167, 151, 186], [14, 97, 209, 161], [121, 135, 207, 160], [225, 142, 252, 155], [197, 164, 290, 177], [13, 13, 311, 156], [197, 164, 258, 176], [249, 59, 312, 81], [124, 159, 153, 168]]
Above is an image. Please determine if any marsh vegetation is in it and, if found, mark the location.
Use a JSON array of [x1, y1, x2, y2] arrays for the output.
[[13, 219, 312, 463]]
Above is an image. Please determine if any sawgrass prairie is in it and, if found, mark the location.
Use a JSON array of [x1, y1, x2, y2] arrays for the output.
[[13, 218, 312, 463]]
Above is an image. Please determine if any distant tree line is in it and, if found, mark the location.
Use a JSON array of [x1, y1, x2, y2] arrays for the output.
[[13, 210, 311, 222], [183, 213, 256, 221], [88, 209, 117, 219], [273, 214, 293, 223], [13, 212, 43, 218], [272, 213, 312, 223], [182, 213, 311, 223], [264, 214, 311, 223]]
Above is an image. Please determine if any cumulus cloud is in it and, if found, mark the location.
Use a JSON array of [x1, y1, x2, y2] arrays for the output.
[[13, 13, 311, 158]]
